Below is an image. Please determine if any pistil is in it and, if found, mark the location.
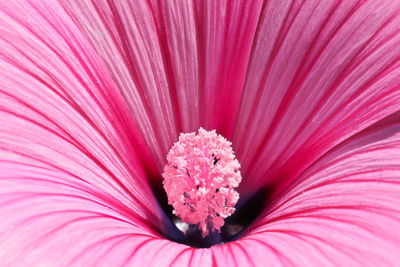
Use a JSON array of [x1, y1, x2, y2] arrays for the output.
[[163, 128, 242, 237]]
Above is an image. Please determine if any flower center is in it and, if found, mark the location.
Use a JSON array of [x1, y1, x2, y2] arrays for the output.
[[163, 128, 242, 237]]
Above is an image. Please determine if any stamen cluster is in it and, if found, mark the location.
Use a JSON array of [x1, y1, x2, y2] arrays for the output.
[[163, 128, 241, 237]]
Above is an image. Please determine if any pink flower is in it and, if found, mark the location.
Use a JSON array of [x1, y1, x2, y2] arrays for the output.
[[1, 0, 400, 266]]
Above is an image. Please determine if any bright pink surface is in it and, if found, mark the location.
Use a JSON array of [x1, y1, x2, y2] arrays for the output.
[[1, 0, 400, 266]]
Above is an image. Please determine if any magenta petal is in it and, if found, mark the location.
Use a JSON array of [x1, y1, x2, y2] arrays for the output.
[[187, 0, 263, 137], [235, 113, 400, 266], [234, 0, 400, 193], [0, 1, 173, 263], [61, 0, 264, 169], [2, 0, 400, 266], [60, 0, 180, 169], [145, 0, 264, 138]]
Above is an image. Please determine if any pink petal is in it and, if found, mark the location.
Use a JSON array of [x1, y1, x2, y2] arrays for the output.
[[234, 0, 400, 194], [2, 0, 400, 266], [60, 0, 179, 169], [60, 0, 264, 170], [235, 112, 400, 266], [0, 1, 174, 263]]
